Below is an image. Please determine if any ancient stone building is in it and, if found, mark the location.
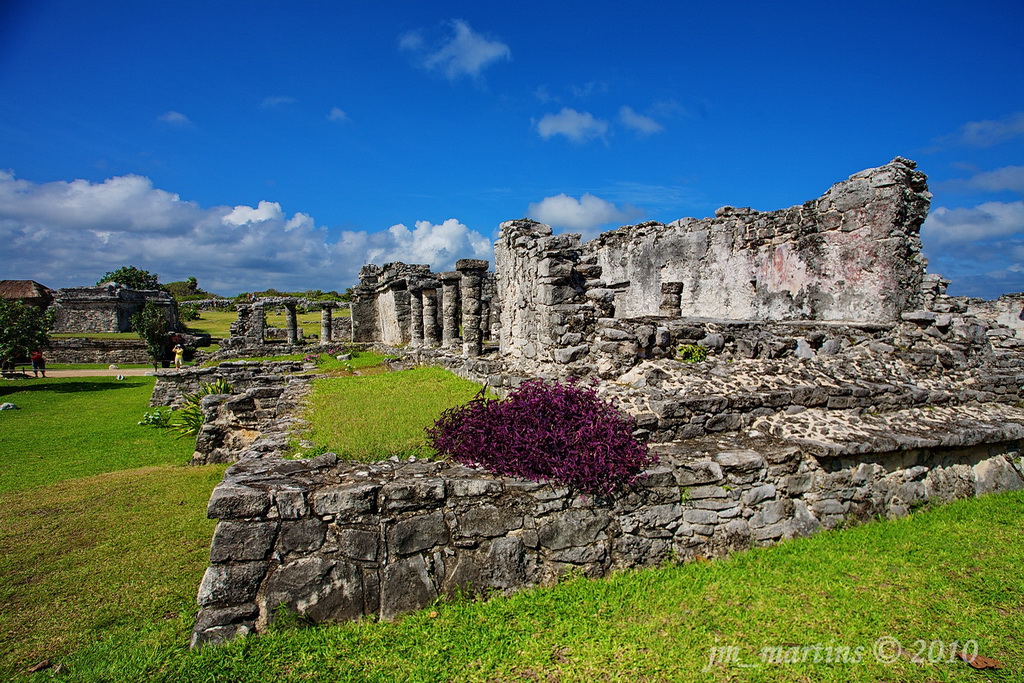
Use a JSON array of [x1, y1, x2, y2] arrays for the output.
[[188, 158, 1024, 646], [50, 283, 181, 333]]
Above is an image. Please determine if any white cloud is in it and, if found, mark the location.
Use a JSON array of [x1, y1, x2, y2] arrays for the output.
[[367, 219, 492, 270], [536, 108, 609, 143], [0, 171, 494, 295], [922, 201, 1024, 246], [938, 111, 1024, 148], [400, 19, 510, 80], [157, 111, 191, 126], [569, 81, 609, 99], [938, 166, 1024, 194], [222, 200, 285, 226], [327, 107, 349, 123], [261, 96, 297, 108], [619, 106, 664, 135], [527, 193, 642, 232]]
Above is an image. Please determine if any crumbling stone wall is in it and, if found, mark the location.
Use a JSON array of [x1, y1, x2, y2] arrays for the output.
[[51, 284, 181, 333], [968, 293, 1024, 342], [46, 337, 152, 364], [590, 158, 929, 321], [150, 361, 308, 409], [493, 158, 930, 369], [190, 411, 1024, 646]]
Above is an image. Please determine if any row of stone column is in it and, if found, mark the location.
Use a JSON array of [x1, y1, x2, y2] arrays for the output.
[[407, 259, 489, 357]]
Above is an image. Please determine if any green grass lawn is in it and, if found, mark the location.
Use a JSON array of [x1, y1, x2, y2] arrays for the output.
[[0, 376, 195, 492], [302, 365, 485, 460], [1, 374, 1022, 682]]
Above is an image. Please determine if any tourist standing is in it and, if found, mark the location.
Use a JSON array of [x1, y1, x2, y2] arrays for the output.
[[173, 343, 184, 369], [30, 350, 46, 378]]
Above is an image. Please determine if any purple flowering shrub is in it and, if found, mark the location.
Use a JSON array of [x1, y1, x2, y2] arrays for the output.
[[427, 378, 656, 495]]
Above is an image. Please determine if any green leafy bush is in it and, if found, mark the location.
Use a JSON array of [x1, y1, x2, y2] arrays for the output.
[[676, 344, 708, 363], [137, 409, 170, 428], [170, 379, 234, 438]]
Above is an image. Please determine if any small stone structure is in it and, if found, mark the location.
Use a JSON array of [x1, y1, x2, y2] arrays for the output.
[[50, 283, 181, 334], [188, 158, 1024, 646]]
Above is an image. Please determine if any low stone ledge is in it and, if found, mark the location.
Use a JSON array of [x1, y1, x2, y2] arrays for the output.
[[190, 412, 1024, 646]]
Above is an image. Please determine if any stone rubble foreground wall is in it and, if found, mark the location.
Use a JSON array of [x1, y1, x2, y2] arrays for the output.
[[150, 361, 308, 409], [190, 412, 1024, 646]]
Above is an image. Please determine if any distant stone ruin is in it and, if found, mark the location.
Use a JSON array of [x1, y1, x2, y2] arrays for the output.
[[188, 158, 1024, 646], [222, 298, 351, 351], [50, 283, 181, 334]]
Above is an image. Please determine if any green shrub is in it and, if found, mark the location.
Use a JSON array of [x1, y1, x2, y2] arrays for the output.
[[137, 408, 170, 428], [676, 344, 708, 363], [170, 379, 234, 438]]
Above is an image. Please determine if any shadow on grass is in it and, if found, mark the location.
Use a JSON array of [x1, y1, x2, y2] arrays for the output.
[[0, 378, 148, 398]]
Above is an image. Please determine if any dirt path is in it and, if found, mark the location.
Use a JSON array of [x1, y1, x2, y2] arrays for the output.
[[5, 368, 155, 378]]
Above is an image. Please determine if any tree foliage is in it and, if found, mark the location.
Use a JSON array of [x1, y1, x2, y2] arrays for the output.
[[131, 302, 169, 369], [0, 299, 53, 363], [163, 276, 220, 301], [97, 265, 159, 290]]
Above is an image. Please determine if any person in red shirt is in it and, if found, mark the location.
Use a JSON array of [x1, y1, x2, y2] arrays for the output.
[[30, 350, 46, 378]]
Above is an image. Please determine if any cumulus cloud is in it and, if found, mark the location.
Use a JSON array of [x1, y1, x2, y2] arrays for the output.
[[157, 111, 191, 126], [222, 200, 285, 226], [527, 193, 642, 233], [938, 166, 1024, 194], [400, 19, 510, 80], [327, 107, 349, 123], [937, 111, 1024, 148], [0, 171, 493, 295], [619, 106, 664, 135], [536, 108, 609, 143], [366, 219, 492, 270], [922, 201, 1024, 246]]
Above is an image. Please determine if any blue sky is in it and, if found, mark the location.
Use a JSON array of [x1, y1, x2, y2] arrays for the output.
[[1, 0, 1022, 298]]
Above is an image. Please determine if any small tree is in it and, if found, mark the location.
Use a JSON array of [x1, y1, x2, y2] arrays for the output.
[[0, 299, 53, 367], [131, 302, 168, 369], [97, 265, 159, 290]]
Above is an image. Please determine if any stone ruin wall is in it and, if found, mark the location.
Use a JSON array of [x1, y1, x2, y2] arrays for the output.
[[191, 417, 1024, 646], [494, 157, 931, 371], [50, 283, 181, 334], [187, 157, 1024, 646], [591, 159, 929, 321]]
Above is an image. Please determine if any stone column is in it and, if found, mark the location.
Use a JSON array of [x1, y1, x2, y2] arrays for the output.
[[408, 283, 424, 348], [284, 301, 299, 345], [320, 305, 333, 343], [422, 282, 441, 348], [457, 259, 489, 358], [660, 282, 684, 317], [251, 302, 266, 344], [439, 271, 461, 349]]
